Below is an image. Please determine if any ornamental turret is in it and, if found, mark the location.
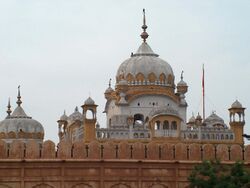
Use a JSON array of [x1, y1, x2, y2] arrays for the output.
[[229, 100, 245, 144], [82, 97, 97, 142]]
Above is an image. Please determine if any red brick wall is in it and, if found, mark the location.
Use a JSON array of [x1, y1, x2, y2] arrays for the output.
[[0, 140, 248, 188]]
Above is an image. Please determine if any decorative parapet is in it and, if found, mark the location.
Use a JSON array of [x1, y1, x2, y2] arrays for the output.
[[0, 139, 247, 162]]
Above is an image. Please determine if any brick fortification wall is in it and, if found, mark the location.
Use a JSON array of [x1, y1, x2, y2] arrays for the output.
[[0, 140, 249, 188]]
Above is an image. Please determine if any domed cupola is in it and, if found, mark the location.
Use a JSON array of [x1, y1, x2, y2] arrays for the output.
[[68, 106, 82, 123], [231, 100, 242, 108], [203, 112, 226, 128], [0, 87, 44, 143], [84, 97, 95, 105], [177, 71, 188, 94], [60, 110, 68, 121], [188, 114, 196, 124], [116, 9, 175, 89], [105, 79, 114, 98]]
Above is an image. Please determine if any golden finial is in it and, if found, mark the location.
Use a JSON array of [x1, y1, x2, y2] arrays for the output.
[[140, 9, 149, 42], [17, 85, 22, 106]]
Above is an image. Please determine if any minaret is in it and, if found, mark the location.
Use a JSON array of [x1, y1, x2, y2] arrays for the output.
[[81, 97, 97, 142], [177, 71, 188, 95], [229, 100, 245, 144], [104, 78, 114, 100], [57, 110, 68, 142]]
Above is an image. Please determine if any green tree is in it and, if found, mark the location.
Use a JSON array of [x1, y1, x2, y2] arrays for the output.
[[188, 160, 250, 188]]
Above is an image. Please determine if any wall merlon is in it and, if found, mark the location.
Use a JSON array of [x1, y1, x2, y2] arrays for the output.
[[0, 140, 246, 162]]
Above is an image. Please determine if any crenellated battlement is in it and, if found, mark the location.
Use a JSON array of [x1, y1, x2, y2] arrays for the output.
[[0, 139, 249, 162]]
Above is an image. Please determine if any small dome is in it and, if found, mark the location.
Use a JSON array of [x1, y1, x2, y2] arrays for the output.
[[196, 113, 202, 120], [116, 42, 174, 85], [188, 115, 196, 123], [177, 79, 187, 87], [105, 86, 114, 94], [60, 111, 68, 121], [231, 100, 242, 108], [204, 112, 226, 127], [84, 97, 95, 105], [68, 107, 82, 122]]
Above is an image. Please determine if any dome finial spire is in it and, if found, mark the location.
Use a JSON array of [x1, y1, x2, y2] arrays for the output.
[[17, 85, 22, 106], [109, 78, 112, 87], [6, 98, 12, 116], [140, 9, 149, 42], [181, 71, 184, 80]]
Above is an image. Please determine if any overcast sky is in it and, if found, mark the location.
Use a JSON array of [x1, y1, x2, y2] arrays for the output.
[[0, 0, 249, 143]]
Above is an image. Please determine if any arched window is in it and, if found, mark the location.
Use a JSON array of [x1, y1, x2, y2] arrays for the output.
[[171, 121, 177, 130], [211, 134, 214, 139], [136, 73, 145, 82], [126, 73, 134, 82], [134, 133, 138, 138], [140, 133, 144, 138], [202, 134, 205, 139], [86, 109, 94, 119], [109, 119, 111, 127], [230, 134, 234, 140], [163, 120, 169, 129], [221, 134, 224, 140], [134, 114, 144, 125], [206, 134, 210, 139], [225, 134, 229, 140], [148, 72, 157, 83], [155, 121, 161, 130], [193, 134, 198, 139], [216, 134, 219, 140], [167, 74, 173, 85], [159, 73, 166, 84]]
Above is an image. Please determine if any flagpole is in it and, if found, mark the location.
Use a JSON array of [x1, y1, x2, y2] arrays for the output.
[[202, 64, 205, 121]]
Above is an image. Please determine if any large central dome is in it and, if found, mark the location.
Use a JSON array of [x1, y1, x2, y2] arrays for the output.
[[116, 10, 175, 87], [116, 42, 174, 86]]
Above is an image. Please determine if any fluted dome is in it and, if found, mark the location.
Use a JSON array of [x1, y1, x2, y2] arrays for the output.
[[231, 100, 242, 108], [105, 86, 114, 94], [0, 117, 44, 133], [0, 104, 44, 143], [68, 107, 82, 122], [188, 115, 196, 123], [84, 97, 95, 105], [177, 79, 187, 87], [116, 42, 174, 86], [60, 111, 68, 121], [204, 112, 226, 127]]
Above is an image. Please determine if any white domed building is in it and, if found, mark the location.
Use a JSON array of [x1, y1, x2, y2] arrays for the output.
[[0, 87, 44, 144], [101, 10, 188, 140], [58, 10, 246, 145]]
